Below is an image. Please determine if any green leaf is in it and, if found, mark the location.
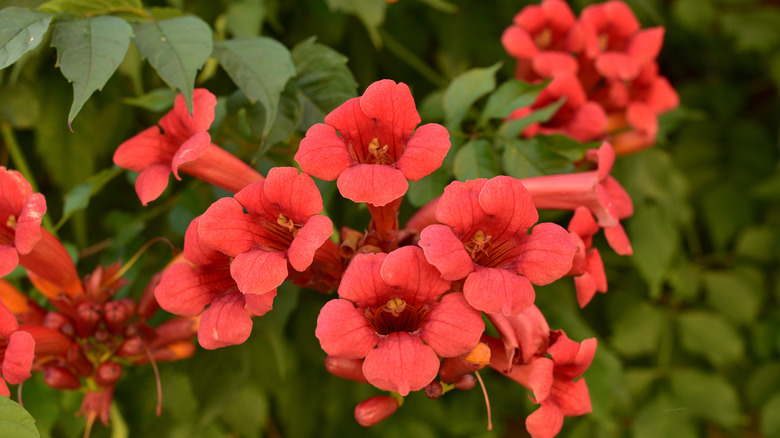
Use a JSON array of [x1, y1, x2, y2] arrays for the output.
[[676, 310, 745, 368], [133, 16, 213, 113], [120, 87, 176, 112], [477, 79, 545, 127], [610, 301, 666, 358], [56, 166, 123, 231], [324, 0, 386, 47], [497, 97, 565, 138], [631, 392, 698, 438], [721, 9, 780, 54], [51, 16, 133, 125], [292, 37, 357, 118], [669, 369, 741, 427], [225, 0, 264, 38], [735, 226, 777, 263], [213, 37, 296, 137], [0, 82, 39, 128], [747, 362, 780, 408], [762, 393, 780, 438], [627, 203, 679, 297], [407, 168, 450, 208], [453, 139, 499, 180], [703, 270, 761, 325], [38, 0, 143, 15], [442, 62, 500, 129], [218, 386, 269, 437], [0, 7, 51, 70], [0, 396, 39, 438], [500, 137, 574, 179]]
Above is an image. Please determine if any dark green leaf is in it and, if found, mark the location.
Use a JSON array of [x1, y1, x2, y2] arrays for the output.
[[500, 137, 574, 179], [0, 82, 39, 128], [324, 0, 386, 47], [133, 16, 213, 113], [610, 301, 666, 357], [213, 37, 295, 137], [442, 62, 500, 129], [0, 396, 39, 438], [477, 79, 544, 127], [676, 310, 745, 367], [417, 0, 457, 13], [721, 9, 780, 54], [0, 7, 51, 70], [762, 394, 780, 438], [631, 392, 698, 438], [700, 182, 754, 251], [225, 0, 264, 38], [120, 87, 176, 112], [703, 270, 761, 325], [627, 203, 679, 297], [747, 362, 780, 408], [56, 166, 122, 230], [38, 0, 143, 14], [218, 386, 269, 437], [453, 139, 499, 180], [497, 97, 565, 138], [407, 168, 450, 208], [51, 16, 133, 125], [669, 369, 741, 427], [292, 37, 357, 117]]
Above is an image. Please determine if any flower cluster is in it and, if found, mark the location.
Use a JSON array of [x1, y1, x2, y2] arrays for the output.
[[502, 0, 679, 155]]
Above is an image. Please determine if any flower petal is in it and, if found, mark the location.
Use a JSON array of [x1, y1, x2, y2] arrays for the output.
[[336, 164, 408, 207], [199, 197, 263, 257], [0, 244, 19, 278], [135, 163, 172, 206], [502, 26, 538, 59], [263, 167, 324, 221], [315, 298, 377, 358], [198, 292, 252, 349], [359, 80, 421, 159], [14, 193, 45, 255], [159, 88, 216, 139], [514, 222, 575, 285], [628, 27, 664, 67], [553, 378, 592, 416], [435, 179, 488, 236], [155, 262, 230, 316], [526, 401, 564, 438], [245, 289, 276, 316], [338, 253, 393, 308], [464, 267, 535, 315], [363, 332, 439, 396], [113, 126, 175, 172], [479, 176, 538, 239], [171, 131, 212, 180], [295, 124, 354, 181], [288, 214, 333, 272], [420, 293, 484, 357], [418, 225, 474, 281], [230, 249, 288, 295], [595, 52, 639, 80], [0, 300, 19, 337], [396, 124, 450, 181], [381, 246, 450, 305], [3, 330, 34, 384]]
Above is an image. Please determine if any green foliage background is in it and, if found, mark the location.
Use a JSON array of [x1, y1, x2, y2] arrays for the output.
[[0, 0, 779, 437]]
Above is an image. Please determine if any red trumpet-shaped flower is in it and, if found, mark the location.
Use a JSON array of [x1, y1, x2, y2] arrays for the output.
[[296, 79, 450, 207], [419, 176, 575, 315], [155, 216, 276, 349], [0, 167, 45, 277], [519, 142, 633, 255], [114, 89, 264, 206], [198, 167, 334, 296], [315, 247, 484, 396], [0, 300, 34, 396], [567, 207, 607, 307]]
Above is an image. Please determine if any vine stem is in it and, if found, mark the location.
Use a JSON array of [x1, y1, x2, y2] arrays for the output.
[[0, 121, 55, 231]]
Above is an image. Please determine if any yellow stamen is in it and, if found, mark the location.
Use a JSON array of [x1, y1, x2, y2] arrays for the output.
[[368, 138, 393, 165], [598, 33, 609, 51], [535, 28, 552, 48], [464, 230, 492, 260], [277, 214, 300, 237], [6, 215, 17, 229], [383, 298, 407, 317]]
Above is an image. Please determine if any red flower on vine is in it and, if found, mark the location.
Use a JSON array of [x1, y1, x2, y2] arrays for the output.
[[315, 247, 484, 396], [0, 167, 45, 277], [0, 300, 34, 396], [296, 79, 450, 207], [198, 167, 334, 296], [419, 176, 575, 315]]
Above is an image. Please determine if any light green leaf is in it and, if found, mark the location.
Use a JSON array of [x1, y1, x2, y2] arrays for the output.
[[133, 16, 213, 113], [669, 369, 741, 427], [676, 310, 745, 368], [324, 0, 386, 47], [51, 15, 133, 125], [213, 37, 295, 137], [56, 166, 123, 231], [762, 393, 780, 438], [407, 168, 450, 208], [500, 137, 574, 179], [442, 62, 500, 129], [0, 396, 39, 438], [497, 97, 565, 138], [747, 362, 780, 408], [292, 37, 357, 118], [628, 202, 679, 297], [0, 7, 51, 70], [453, 139, 499, 180], [477, 79, 545, 127], [225, 0, 264, 38], [721, 9, 780, 54], [703, 270, 761, 325], [632, 392, 698, 438], [37, 0, 150, 20], [121, 87, 176, 112], [610, 301, 666, 358]]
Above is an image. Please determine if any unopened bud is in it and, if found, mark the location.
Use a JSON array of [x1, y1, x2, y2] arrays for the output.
[[324, 356, 369, 383], [139, 272, 162, 320], [116, 336, 144, 357], [354, 396, 399, 427], [439, 342, 490, 383], [95, 361, 123, 387], [76, 301, 102, 338], [44, 365, 82, 390], [43, 312, 72, 333], [149, 317, 197, 350], [67, 343, 94, 377], [453, 374, 477, 391], [104, 300, 131, 334], [424, 381, 443, 399]]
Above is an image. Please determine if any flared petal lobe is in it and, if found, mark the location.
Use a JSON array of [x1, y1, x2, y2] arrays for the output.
[[316, 299, 378, 359], [419, 293, 485, 357], [363, 332, 439, 396]]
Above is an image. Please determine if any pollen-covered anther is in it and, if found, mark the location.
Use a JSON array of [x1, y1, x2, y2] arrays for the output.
[[535, 28, 552, 48], [5, 215, 17, 229], [598, 33, 609, 51], [367, 138, 393, 165], [464, 230, 492, 260], [382, 298, 407, 317], [276, 214, 300, 237]]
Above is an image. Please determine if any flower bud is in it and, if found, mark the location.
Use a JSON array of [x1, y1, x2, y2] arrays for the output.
[[424, 381, 443, 399], [67, 343, 94, 377], [453, 374, 477, 391], [103, 300, 131, 334], [138, 272, 162, 320], [439, 342, 490, 383], [116, 336, 144, 357], [43, 312, 72, 333], [354, 396, 399, 427], [95, 361, 123, 387], [76, 301, 102, 338], [44, 365, 82, 390], [324, 356, 369, 383], [93, 329, 110, 343]]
